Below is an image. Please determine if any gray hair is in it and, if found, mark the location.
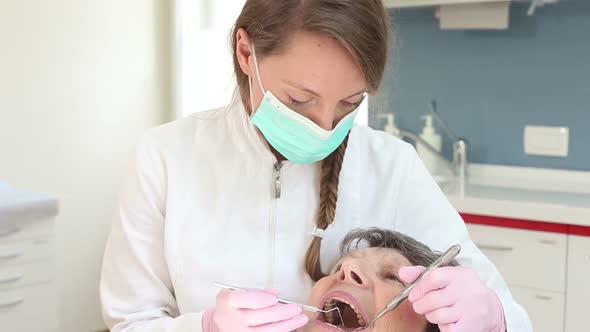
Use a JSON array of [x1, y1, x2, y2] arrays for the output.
[[339, 228, 459, 332], [340, 228, 459, 268]]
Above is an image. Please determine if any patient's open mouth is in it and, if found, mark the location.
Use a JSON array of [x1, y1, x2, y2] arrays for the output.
[[319, 292, 368, 331]]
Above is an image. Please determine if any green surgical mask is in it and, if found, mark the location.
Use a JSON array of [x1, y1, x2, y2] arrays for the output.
[[249, 45, 363, 164]]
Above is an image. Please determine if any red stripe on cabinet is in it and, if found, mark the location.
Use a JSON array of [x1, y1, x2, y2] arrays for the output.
[[461, 213, 570, 234], [569, 225, 590, 237]]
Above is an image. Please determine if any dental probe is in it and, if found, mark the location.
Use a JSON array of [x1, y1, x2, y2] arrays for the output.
[[214, 282, 345, 326]]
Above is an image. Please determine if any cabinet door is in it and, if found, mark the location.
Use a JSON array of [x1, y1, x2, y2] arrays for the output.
[[0, 260, 53, 291], [565, 235, 590, 332], [0, 238, 54, 268], [0, 218, 53, 242], [511, 286, 565, 332], [0, 282, 58, 332], [466, 223, 567, 292]]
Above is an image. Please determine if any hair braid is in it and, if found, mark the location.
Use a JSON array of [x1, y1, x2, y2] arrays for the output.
[[304, 135, 349, 281]]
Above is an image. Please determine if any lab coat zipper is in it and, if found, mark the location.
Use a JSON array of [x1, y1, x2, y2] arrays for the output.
[[274, 162, 282, 199], [267, 161, 283, 288]]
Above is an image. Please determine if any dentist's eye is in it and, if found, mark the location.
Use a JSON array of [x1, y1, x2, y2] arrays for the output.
[[340, 100, 362, 112], [289, 97, 309, 106], [348, 101, 362, 108]]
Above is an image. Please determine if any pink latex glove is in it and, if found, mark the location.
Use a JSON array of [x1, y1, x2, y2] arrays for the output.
[[203, 288, 309, 332], [399, 266, 507, 332]]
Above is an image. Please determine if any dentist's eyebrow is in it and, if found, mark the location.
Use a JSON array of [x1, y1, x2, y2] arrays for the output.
[[283, 79, 320, 97], [343, 90, 366, 100], [283, 79, 365, 100]]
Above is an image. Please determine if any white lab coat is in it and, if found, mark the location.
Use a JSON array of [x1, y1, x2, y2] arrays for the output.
[[100, 101, 532, 332]]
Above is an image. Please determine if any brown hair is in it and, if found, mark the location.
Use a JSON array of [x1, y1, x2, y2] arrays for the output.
[[231, 0, 391, 281]]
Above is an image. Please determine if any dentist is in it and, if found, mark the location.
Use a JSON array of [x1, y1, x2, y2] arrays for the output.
[[100, 1, 532, 332]]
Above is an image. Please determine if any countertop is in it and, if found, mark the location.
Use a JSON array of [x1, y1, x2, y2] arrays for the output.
[[437, 164, 590, 227], [0, 182, 59, 226]]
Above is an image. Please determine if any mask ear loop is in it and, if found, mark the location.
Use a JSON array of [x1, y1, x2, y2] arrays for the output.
[[248, 43, 267, 117], [251, 43, 266, 93], [248, 76, 255, 117]]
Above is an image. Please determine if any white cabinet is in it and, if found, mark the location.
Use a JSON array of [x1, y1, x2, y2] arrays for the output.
[[565, 235, 590, 332], [0, 260, 53, 291], [0, 227, 58, 332], [467, 224, 567, 291], [0, 185, 58, 332], [466, 223, 567, 331], [0, 282, 57, 331], [511, 286, 565, 332]]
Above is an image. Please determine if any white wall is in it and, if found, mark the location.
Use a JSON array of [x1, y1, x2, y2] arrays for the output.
[[175, 0, 246, 117], [0, 1, 171, 331]]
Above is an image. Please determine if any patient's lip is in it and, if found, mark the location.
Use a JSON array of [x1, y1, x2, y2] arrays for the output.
[[321, 290, 369, 322], [319, 290, 370, 326]]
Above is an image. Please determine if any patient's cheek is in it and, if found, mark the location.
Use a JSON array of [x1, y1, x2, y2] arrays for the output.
[[374, 297, 428, 331], [301, 277, 334, 331], [389, 302, 428, 330], [398, 301, 426, 323]]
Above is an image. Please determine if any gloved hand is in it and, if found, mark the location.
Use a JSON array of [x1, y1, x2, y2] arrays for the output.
[[399, 266, 507, 332], [203, 288, 309, 332]]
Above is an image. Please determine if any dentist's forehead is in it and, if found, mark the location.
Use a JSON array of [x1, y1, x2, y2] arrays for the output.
[[258, 31, 368, 97]]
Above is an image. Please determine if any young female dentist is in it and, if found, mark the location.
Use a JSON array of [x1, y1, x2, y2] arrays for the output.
[[100, 1, 532, 331]]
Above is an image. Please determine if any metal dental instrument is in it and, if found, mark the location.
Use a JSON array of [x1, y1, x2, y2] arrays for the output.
[[354, 244, 462, 331], [214, 282, 345, 326]]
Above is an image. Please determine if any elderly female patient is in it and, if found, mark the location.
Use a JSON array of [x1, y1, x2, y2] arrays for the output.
[[299, 228, 458, 332]]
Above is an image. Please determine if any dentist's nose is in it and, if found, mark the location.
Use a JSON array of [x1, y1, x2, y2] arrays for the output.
[[337, 261, 370, 288], [308, 106, 337, 131]]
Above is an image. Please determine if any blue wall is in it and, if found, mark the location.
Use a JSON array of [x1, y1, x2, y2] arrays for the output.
[[371, 0, 590, 171]]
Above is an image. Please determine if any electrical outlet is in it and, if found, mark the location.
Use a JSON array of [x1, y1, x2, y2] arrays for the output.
[[524, 125, 569, 157]]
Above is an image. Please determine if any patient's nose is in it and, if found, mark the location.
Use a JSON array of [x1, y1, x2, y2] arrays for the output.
[[337, 261, 370, 288]]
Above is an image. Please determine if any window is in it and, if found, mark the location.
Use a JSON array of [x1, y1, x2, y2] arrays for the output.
[[174, 0, 244, 118], [173, 0, 368, 125]]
